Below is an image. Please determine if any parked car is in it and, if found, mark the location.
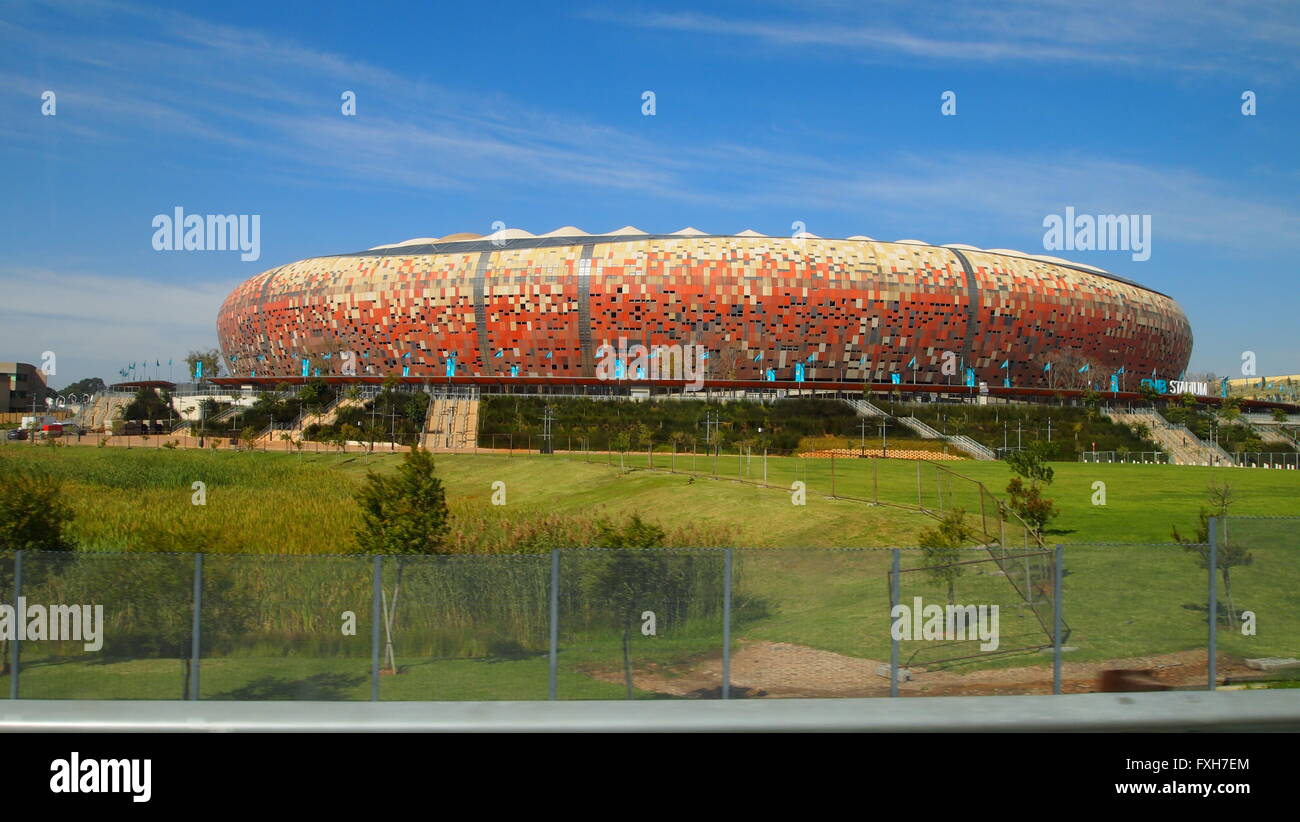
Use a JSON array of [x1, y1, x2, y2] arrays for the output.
[[5, 428, 28, 441]]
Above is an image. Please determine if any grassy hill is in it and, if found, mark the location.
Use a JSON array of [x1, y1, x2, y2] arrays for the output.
[[2, 443, 1297, 697]]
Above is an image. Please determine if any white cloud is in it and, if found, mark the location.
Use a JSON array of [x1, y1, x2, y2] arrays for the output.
[[604, 1, 1300, 75], [0, 266, 234, 385]]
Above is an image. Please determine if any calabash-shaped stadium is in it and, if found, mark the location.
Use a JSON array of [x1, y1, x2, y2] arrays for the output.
[[216, 227, 1192, 387]]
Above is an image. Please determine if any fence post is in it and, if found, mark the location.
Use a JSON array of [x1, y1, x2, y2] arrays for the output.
[[915, 462, 921, 507], [9, 550, 22, 699], [890, 548, 900, 698], [549, 548, 560, 700], [722, 548, 733, 700], [189, 553, 203, 700], [1208, 517, 1218, 691], [371, 555, 381, 701], [1053, 545, 1063, 695]]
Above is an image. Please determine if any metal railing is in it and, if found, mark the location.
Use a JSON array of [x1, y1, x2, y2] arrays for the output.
[[1080, 451, 1170, 464]]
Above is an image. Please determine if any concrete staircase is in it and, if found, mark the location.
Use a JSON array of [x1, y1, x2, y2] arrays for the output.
[[78, 393, 132, 432], [1105, 408, 1233, 466], [844, 398, 996, 460], [421, 396, 479, 451]]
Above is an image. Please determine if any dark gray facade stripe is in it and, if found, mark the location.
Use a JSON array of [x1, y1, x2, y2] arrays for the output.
[[577, 243, 596, 378], [947, 248, 982, 372], [472, 251, 494, 375]]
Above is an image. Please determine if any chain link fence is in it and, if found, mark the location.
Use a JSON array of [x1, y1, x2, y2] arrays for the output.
[[0, 516, 1294, 700]]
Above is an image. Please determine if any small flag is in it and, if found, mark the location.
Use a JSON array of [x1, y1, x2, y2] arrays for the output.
[[1043, 362, 1051, 372], [807, 353, 817, 363], [753, 351, 762, 362], [907, 356, 916, 368], [1078, 363, 1090, 373], [494, 349, 503, 358], [1000, 359, 1009, 369], [545, 351, 553, 359]]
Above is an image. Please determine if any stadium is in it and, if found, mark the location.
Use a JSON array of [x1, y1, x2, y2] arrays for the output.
[[215, 228, 1193, 392]]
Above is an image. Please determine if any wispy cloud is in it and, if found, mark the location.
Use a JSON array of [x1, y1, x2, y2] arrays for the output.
[[602, 0, 1300, 75], [0, 266, 234, 385]]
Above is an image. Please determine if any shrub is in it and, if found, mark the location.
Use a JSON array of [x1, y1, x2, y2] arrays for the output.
[[0, 466, 75, 551]]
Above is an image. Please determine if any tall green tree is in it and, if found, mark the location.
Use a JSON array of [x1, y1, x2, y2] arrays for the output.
[[352, 445, 451, 673], [353, 445, 450, 555], [587, 515, 669, 698]]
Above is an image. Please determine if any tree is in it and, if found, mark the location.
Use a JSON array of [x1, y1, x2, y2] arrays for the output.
[[352, 445, 450, 556], [1005, 477, 1057, 536], [185, 349, 224, 380], [1271, 407, 1288, 424], [1137, 382, 1162, 405], [1172, 481, 1252, 629], [56, 377, 106, 397], [611, 431, 631, 470], [122, 387, 174, 422], [1006, 441, 1055, 485], [1218, 396, 1242, 425], [1005, 441, 1057, 537], [589, 515, 669, 698], [917, 509, 973, 605], [352, 445, 451, 673], [58, 550, 252, 698], [0, 466, 74, 551]]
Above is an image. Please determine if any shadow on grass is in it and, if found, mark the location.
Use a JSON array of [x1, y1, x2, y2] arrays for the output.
[[210, 671, 366, 700], [1180, 601, 1250, 627]]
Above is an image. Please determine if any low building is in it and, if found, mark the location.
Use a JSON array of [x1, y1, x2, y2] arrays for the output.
[[0, 362, 47, 413]]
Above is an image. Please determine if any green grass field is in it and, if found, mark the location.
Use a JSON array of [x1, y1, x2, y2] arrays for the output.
[[2, 442, 1297, 696]]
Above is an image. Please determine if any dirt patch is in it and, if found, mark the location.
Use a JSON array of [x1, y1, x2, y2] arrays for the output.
[[583, 641, 1261, 698]]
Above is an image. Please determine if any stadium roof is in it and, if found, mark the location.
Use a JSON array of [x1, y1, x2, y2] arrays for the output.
[[339, 228, 1161, 295]]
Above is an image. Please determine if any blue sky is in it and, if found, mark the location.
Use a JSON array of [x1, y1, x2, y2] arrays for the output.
[[3, 0, 1298, 386]]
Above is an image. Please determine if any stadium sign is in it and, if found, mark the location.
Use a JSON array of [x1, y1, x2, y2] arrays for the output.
[[1140, 378, 1207, 395]]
